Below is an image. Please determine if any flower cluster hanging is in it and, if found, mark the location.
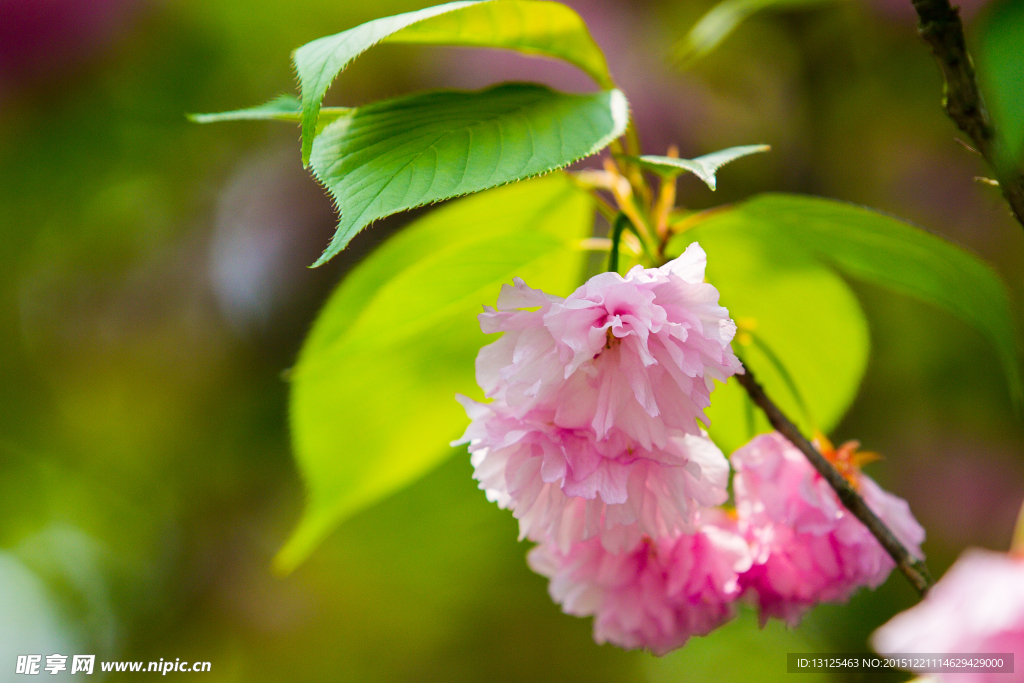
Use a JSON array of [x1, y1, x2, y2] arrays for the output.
[[456, 244, 924, 653]]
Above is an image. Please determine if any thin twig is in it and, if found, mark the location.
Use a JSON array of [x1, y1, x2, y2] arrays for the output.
[[912, 0, 1024, 229], [735, 368, 934, 597]]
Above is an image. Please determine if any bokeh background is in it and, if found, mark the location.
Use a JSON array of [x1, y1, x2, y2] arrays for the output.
[[1, 0, 1022, 680]]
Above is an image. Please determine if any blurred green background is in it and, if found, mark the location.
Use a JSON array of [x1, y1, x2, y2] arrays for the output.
[[1, 0, 1022, 680]]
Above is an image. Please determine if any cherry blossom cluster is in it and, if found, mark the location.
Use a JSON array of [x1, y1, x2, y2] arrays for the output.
[[456, 244, 924, 654]]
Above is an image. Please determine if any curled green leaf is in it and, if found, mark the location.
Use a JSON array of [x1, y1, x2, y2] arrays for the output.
[[635, 144, 770, 190]]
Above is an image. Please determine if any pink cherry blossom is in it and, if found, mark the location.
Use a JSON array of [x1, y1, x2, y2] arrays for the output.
[[731, 432, 925, 626], [527, 512, 752, 655], [472, 243, 741, 448], [455, 244, 740, 549], [459, 395, 729, 551], [872, 549, 1024, 683]]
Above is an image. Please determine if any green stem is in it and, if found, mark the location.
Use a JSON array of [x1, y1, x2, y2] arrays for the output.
[[608, 213, 631, 273], [608, 212, 659, 271]]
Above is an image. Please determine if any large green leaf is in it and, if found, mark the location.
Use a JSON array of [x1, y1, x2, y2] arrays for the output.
[[695, 194, 1023, 403], [307, 83, 628, 266], [295, 0, 615, 164], [978, 0, 1024, 167], [278, 175, 594, 572], [673, 0, 836, 67], [670, 218, 870, 454]]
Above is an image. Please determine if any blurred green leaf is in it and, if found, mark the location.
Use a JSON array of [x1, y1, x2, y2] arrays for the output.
[[0, 552, 82, 663], [672, 218, 870, 454], [278, 175, 594, 572], [634, 144, 770, 190], [696, 194, 1023, 405], [295, 0, 616, 164], [307, 83, 628, 266], [978, 0, 1024, 167], [644, 607, 829, 683], [673, 0, 836, 67]]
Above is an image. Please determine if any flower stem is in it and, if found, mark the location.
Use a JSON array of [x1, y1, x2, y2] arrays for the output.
[[608, 212, 657, 271], [608, 213, 630, 273], [735, 367, 935, 597]]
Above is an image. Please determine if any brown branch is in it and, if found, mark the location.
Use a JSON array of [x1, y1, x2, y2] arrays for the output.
[[735, 368, 934, 597], [912, 0, 1024, 229]]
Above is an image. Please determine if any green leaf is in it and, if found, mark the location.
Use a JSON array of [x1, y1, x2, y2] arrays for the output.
[[646, 608, 829, 683], [294, 0, 615, 164], [673, 0, 836, 67], [187, 94, 350, 134], [384, 0, 614, 87], [694, 193, 1023, 404], [308, 83, 628, 266], [671, 217, 870, 453], [635, 144, 770, 190], [978, 0, 1024, 167], [278, 174, 594, 572], [188, 94, 302, 123]]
